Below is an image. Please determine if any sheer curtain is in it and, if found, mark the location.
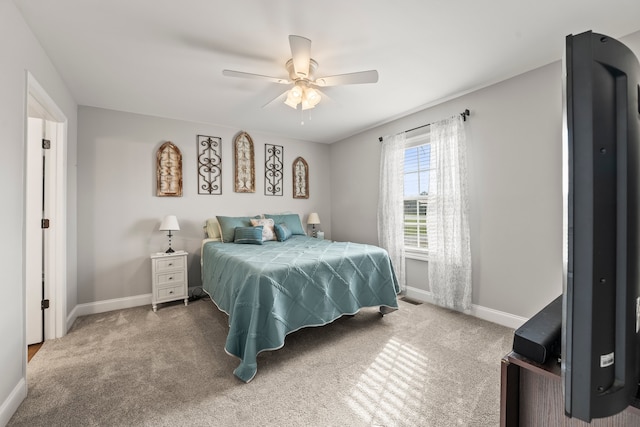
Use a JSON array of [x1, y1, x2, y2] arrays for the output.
[[427, 115, 471, 311], [378, 133, 406, 292]]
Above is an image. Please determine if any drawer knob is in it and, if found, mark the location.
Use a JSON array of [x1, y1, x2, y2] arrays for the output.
[[168, 263, 173, 266], [169, 290, 174, 294], [169, 277, 173, 280]]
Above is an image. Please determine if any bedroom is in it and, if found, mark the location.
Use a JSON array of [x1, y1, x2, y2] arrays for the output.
[[3, 0, 640, 425]]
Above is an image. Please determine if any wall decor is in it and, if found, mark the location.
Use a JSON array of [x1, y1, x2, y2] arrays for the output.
[[156, 141, 183, 197], [264, 144, 284, 196], [197, 135, 222, 195], [234, 131, 255, 193], [293, 156, 309, 199]]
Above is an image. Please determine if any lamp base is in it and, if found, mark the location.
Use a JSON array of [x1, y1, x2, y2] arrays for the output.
[[165, 247, 175, 253]]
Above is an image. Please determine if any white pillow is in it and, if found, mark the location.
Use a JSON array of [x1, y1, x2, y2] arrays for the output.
[[205, 218, 222, 240], [250, 218, 276, 241]]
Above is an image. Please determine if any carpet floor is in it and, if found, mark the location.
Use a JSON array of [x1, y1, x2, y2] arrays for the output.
[[9, 297, 513, 426]]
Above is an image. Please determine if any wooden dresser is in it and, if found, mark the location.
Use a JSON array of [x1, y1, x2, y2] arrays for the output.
[[501, 351, 640, 426]]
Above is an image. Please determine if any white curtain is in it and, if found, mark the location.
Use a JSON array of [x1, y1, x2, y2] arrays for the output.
[[378, 133, 406, 292], [427, 115, 472, 311]]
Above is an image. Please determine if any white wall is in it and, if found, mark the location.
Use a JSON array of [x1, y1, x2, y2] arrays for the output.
[[0, 1, 78, 424], [76, 106, 331, 304], [331, 29, 640, 322]]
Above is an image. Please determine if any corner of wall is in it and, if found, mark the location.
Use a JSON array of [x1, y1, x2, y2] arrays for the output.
[[0, 378, 26, 426], [70, 294, 152, 326]]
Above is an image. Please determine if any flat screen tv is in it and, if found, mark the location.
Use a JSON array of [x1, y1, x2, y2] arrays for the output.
[[563, 30, 640, 422]]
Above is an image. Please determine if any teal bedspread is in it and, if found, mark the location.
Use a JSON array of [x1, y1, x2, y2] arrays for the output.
[[201, 236, 399, 382]]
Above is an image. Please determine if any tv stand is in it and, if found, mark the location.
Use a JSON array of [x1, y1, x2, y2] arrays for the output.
[[500, 351, 640, 426]]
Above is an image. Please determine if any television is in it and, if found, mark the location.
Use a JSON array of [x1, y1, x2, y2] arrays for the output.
[[563, 30, 640, 422]]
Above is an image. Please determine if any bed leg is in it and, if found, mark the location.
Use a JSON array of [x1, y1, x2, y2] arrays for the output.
[[379, 306, 397, 316]]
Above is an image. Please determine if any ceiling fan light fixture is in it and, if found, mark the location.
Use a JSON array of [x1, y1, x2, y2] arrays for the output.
[[304, 87, 321, 106], [290, 83, 303, 99], [284, 92, 300, 109], [301, 99, 314, 110]]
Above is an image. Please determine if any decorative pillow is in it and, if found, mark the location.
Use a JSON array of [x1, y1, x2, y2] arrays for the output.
[[264, 214, 306, 235], [216, 216, 253, 242], [250, 218, 276, 241], [205, 218, 222, 240], [274, 223, 293, 242], [234, 226, 264, 245]]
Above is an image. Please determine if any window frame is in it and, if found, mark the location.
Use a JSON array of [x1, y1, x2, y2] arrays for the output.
[[403, 131, 431, 261]]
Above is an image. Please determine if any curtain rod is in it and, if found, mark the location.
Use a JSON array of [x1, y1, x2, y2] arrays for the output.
[[378, 108, 470, 142]]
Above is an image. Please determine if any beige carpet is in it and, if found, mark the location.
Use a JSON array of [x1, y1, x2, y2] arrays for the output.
[[9, 297, 513, 426]]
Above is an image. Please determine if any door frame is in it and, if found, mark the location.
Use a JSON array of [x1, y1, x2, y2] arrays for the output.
[[24, 72, 68, 345]]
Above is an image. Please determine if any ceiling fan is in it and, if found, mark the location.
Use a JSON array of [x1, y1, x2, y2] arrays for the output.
[[222, 35, 378, 110]]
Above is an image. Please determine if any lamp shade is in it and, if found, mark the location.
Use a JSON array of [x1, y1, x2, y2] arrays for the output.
[[159, 215, 180, 231], [307, 212, 320, 225], [284, 91, 299, 109], [305, 87, 321, 106]]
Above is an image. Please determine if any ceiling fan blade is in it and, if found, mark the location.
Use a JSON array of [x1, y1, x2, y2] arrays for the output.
[[314, 88, 336, 105], [314, 70, 379, 87], [222, 69, 290, 84], [289, 35, 311, 78], [262, 90, 290, 108]]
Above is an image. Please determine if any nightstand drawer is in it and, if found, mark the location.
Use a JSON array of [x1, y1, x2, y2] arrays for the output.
[[155, 257, 185, 272], [156, 284, 185, 300], [156, 271, 185, 286]]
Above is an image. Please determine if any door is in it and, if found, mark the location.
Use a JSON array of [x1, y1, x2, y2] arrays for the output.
[[26, 117, 46, 345]]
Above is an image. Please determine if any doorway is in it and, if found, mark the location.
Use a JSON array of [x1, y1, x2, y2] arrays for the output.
[[24, 73, 68, 356]]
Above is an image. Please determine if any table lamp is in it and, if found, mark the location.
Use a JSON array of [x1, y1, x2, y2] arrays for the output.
[[159, 215, 180, 253], [307, 212, 320, 238]]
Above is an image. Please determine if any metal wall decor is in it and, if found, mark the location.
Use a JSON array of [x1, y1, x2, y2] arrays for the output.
[[234, 131, 255, 193], [156, 141, 183, 197], [264, 144, 284, 196], [197, 135, 222, 195], [293, 156, 309, 199]]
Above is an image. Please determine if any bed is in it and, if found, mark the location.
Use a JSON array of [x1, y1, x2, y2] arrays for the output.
[[201, 215, 399, 382]]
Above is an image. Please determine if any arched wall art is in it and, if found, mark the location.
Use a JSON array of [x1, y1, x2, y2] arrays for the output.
[[293, 156, 309, 199], [156, 141, 183, 197], [234, 131, 255, 193]]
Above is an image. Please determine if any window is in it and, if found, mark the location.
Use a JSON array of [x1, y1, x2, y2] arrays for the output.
[[403, 134, 431, 253]]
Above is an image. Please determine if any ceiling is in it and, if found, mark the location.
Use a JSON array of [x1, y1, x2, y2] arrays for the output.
[[15, 0, 640, 144]]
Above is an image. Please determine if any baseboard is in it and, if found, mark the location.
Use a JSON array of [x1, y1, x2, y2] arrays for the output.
[[0, 378, 26, 426], [64, 287, 527, 332], [404, 286, 433, 304], [67, 294, 152, 329], [470, 303, 528, 330], [404, 286, 528, 329]]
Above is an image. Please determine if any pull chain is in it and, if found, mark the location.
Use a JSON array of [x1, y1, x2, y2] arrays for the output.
[[299, 109, 313, 126]]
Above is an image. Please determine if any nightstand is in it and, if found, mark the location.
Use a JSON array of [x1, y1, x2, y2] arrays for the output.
[[150, 251, 189, 312]]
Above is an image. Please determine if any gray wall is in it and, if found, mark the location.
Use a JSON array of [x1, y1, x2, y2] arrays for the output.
[[0, 1, 78, 422], [77, 106, 331, 303], [331, 28, 640, 320], [331, 63, 564, 319]]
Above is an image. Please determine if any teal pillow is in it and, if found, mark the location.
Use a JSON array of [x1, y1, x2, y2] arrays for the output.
[[264, 214, 305, 235], [216, 216, 253, 242], [234, 226, 263, 245], [274, 223, 293, 242]]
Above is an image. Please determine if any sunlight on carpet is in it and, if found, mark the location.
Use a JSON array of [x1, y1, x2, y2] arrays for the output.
[[345, 337, 428, 425]]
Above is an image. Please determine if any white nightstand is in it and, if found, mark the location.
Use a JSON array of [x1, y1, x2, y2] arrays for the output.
[[150, 251, 189, 312]]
